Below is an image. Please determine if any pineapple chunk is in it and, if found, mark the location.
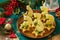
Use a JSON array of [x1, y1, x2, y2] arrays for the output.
[[37, 19, 44, 27], [46, 14, 54, 24], [24, 15, 32, 24], [26, 5, 33, 17], [34, 13, 41, 19], [40, 6, 48, 12], [36, 25, 44, 32], [44, 14, 55, 30], [42, 11, 48, 14], [34, 19, 44, 32], [34, 19, 38, 26], [20, 21, 30, 32]]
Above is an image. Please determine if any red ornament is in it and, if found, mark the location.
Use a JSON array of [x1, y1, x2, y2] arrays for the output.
[[9, 32, 17, 38], [0, 17, 6, 25]]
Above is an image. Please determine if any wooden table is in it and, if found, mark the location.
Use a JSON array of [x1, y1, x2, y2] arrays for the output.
[[0, 35, 19, 40]]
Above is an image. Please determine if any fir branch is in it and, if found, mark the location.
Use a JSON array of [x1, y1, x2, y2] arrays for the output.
[[16, 0, 27, 11], [0, 1, 11, 8]]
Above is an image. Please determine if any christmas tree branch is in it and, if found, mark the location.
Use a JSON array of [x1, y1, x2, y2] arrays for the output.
[[0, 1, 11, 8]]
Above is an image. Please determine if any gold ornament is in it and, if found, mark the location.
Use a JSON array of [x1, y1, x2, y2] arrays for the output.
[[4, 23, 12, 30]]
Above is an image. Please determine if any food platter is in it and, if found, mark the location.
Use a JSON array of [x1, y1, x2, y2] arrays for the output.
[[17, 15, 56, 38], [17, 5, 56, 38]]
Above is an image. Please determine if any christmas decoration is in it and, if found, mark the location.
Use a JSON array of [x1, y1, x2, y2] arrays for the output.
[[5, 18, 13, 24], [4, 23, 12, 30], [17, 0, 27, 11], [0, 11, 4, 17], [9, 32, 17, 38], [13, 7, 20, 15], [55, 7, 60, 19], [0, 26, 9, 35], [0, 18, 12, 35], [4, 7, 13, 16], [0, 0, 45, 38], [4, 0, 18, 16], [0, 17, 6, 25], [0, 1, 11, 8], [0, 0, 15, 35]]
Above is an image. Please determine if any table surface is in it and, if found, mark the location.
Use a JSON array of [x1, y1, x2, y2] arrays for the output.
[[0, 35, 19, 40], [0, 0, 60, 40]]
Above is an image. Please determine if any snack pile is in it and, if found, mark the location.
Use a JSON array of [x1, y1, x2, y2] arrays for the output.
[[18, 5, 56, 38]]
